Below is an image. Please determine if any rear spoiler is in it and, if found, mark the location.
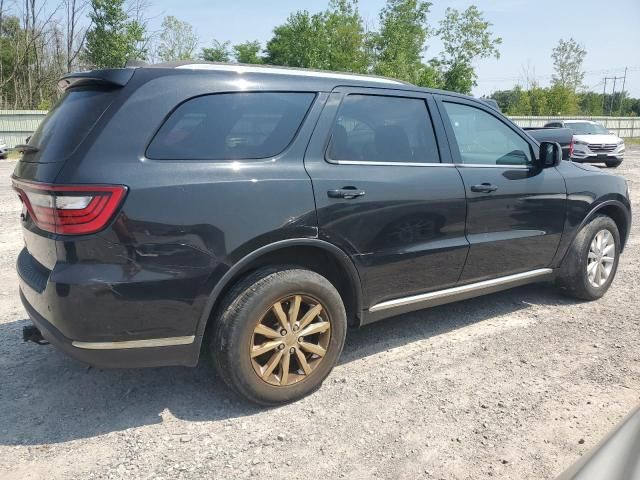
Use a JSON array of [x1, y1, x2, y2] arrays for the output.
[[57, 68, 137, 91]]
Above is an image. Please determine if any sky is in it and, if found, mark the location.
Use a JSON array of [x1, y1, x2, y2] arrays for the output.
[[146, 0, 640, 97]]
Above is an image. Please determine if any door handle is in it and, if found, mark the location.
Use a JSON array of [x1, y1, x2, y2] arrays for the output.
[[327, 187, 366, 199], [470, 183, 498, 193]]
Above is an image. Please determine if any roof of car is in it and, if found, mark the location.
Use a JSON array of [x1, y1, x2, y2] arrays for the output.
[[61, 61, 483, 104], [139, 61, 480, 101]]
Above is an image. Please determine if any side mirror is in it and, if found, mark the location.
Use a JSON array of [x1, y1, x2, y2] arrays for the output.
[[538, 141, 562, 168], [609, 131, 616, 135]]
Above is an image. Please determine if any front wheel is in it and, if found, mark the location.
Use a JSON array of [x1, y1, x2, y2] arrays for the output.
[[211, 267, 347, 405], [556, 215, 620, 300]]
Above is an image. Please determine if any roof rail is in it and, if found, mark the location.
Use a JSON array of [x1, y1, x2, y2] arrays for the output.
[[174, 63, 406, 86]]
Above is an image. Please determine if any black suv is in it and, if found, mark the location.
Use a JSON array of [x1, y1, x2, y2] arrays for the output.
[[13, 63, 631, 405]]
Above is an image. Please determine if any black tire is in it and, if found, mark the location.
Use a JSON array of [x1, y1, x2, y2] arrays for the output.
[[211, 267, 347, 405], [556, 215, 620, 300], [605, 160, 622, 168]]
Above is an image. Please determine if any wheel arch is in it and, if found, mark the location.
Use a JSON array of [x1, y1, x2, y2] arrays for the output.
[[557, 199, 631, 269], [195, 239, 363, 342], [582, 200, 631, 252]]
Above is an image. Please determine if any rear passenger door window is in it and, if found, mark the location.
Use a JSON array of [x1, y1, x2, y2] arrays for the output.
[[327, 94, 440, 164], [147, 92, 315, 160], [442, 101, 533, 166]]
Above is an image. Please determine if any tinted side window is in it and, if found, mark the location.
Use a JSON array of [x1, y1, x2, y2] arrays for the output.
[[442, 102, 532, 166], [147, 92, 315, 160], [327, 95, 439, 163]]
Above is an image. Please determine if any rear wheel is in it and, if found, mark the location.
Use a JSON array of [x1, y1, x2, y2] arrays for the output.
[[605, 160, 622, 168], [211, 267, 347, 405], [556, 215, 620, 300]]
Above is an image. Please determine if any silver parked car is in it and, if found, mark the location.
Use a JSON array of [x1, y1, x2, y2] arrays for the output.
[[0, 138, 8, 159], [544, 120, 625, 168]]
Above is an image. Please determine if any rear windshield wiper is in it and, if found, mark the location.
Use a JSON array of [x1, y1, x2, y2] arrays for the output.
[[14, 144, 39, 153]]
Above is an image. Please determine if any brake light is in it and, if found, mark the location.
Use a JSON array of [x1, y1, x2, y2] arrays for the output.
[[11, 178, 127, 235]]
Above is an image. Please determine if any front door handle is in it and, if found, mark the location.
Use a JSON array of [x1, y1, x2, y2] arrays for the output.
[[470, 183, 498, 193], [327, 187, 366, 199]]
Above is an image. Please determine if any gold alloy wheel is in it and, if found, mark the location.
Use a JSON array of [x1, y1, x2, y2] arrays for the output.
[[250, 295, 331, 386]]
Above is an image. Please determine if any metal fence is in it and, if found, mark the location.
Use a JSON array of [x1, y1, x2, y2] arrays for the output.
[[1, 111, 639, 150], [0, 110, 47, 148], [510, 116, 640, 138]]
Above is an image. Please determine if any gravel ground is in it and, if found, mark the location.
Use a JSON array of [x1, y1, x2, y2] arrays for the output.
[[1, 149, 639, 480]]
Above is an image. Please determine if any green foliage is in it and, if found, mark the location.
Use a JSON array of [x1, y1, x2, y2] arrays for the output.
[[265, 11, 321, 68], [369, 0, 432, 84], [84, 0, 147, 68], [322, 0, 369, 73], [233, 41, 263, 64], [157, 16, 199, 62], [437, 5, 501, 94], [546, 84, 579, 115], [508, 86, 531, 115], [490, 87, 640, 117], [265, 0, 368, 73], [551, 38, 586, 92], [201, 40, 231, 62]]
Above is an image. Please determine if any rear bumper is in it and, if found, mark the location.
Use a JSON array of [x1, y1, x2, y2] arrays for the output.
[[21, 290, 200, 368]]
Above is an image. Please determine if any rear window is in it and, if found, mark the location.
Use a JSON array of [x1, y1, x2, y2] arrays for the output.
[[27, 88, 114, 163], [147, 92, 315, 160]]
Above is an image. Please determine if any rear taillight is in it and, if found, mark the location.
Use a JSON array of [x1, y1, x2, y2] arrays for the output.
[[11, 178, 127, 235]]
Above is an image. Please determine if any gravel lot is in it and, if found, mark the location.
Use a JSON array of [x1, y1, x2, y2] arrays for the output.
[[1, 149, 639, 480]]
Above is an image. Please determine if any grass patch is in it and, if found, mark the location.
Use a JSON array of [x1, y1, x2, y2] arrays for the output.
[[624, 137, 640, 145]]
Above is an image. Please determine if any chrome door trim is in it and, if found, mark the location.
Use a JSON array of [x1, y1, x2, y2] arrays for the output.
[[456, 163, 531, 169], [327, 160, 455, 167], [72, 335, 196, 350], [369, 268, 553, 313]]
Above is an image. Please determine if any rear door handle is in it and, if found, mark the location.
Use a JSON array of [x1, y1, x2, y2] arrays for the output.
[[327, 187, 366, 199], [470, 183, 498, 193]]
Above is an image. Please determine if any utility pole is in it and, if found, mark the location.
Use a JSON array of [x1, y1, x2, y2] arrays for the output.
[[610, 76, 618, 115], [602, 72, 626, 116], [618, 67, 627, 115]]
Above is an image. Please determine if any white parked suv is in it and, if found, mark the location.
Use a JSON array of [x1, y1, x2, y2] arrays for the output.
[[544, 120, 625, 168], [0, 139, 8, 159]]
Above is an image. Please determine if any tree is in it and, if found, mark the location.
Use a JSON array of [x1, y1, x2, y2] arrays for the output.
[[369, 0, 432, 84], [157, 15, 198, 62], [265, 11, 321, 68], [233, 40, 262, 64], [547, 83, 579, 115], [320, 0, 368, 73], [201, 39, 231, 62], [63, 0, 90, 72], [265, 0, 368, 73], [551, 38, 586, 92], [84, 0, 147, 68], [437, 5, 501, 94], [507, 86, 531, 115], [528, 85, 549, 115]]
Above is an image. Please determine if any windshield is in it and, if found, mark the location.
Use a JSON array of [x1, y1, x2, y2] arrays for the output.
[[566, 122, 609, 135], [25, 87, 115, 162]]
